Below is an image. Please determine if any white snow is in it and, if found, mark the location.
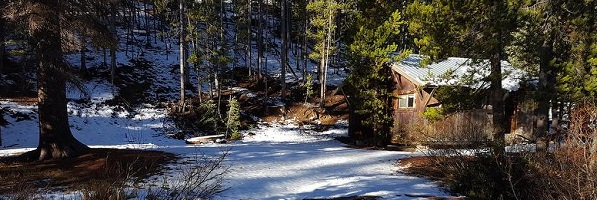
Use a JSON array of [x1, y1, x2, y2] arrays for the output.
[[0, 101, 452, 199], [214, 123, 450, 199], [0, 4, 452, 199]]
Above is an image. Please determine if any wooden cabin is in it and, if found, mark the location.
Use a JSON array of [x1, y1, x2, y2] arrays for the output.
[[389, 54, 532, 144]]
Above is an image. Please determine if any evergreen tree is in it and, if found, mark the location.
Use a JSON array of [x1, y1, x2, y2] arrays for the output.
[[507, 0, 571, 141], [557, 0, 597, 99], [226, 97, 241, 139], [4, 0, 115, 160], [345, 11, 409, 146], [406, 0, 519, 146], [306, 0, 346, 106]]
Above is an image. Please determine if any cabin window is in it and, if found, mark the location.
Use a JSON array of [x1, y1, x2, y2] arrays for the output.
[[399, 94, 415, 108]]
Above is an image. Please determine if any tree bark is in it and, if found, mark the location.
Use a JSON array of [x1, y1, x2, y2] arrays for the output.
[[280, 0, 287, 99], [31, 0, 89, 160], [179, 0, 187, 107], [109, 2, 117, 89], [247, 0, 252, 77], [0, 15, 5, 77], [490, 52, 506, 148], [489, 1, 508, 151], [80, 36, 88, 77], [535, 37, 555, 151], [257, 0, 263, 80]]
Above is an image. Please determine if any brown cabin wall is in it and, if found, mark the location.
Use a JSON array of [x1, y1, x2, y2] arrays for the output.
[[391, 72, 438, 135], [389, 70, 534, 144]]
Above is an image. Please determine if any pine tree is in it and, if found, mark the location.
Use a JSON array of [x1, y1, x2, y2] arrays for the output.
[[558, 0, 597, 99], [4, 0, 116, 160], [306, 0, 345, 107], [226, 97, 241, 139], [345, 11, 408, 146], [507, 0, 569, 142], [179, 0, 189, 108], [406, 0, 519, 147]]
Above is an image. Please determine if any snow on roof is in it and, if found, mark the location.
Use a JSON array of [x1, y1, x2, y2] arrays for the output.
[[391, 54, 528, 91]]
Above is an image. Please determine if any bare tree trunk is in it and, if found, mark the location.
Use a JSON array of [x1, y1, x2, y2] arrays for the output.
[[490, 51, 506, 148], [80, 36, 88, 77], [144, 2, 151, 46], [321, 11, 333, 107], [184, 13, 191, 86], [30, 0, 89, 160], [179, 0, 187, 107], [0, 18, 5, 77], [109, 2, 117, 89], [125, 5, 131, 57], [247, 0, 252, 77], [535, 37, 556, 151], [257, 0, 263, 80], [489, 1, 508, 151], [303, 16, 308, 82], [280, 0, 287, 98], [217, 0, 225, 117]]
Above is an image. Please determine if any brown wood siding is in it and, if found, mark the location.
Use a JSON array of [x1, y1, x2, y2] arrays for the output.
[[392, 72, 439, 123], [389, 68, 530, 144]]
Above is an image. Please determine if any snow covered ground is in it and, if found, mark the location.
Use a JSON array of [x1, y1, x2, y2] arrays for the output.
[[211, 122, 452, 199], [1, 100, 452, 199], [0, 4, 452, 198]]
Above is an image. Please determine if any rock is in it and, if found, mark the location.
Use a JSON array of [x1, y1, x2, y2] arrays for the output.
[[215, 138, 227, 144]]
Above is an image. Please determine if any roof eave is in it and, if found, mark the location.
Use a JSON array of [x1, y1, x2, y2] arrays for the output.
[[390, 64, 426, 87]]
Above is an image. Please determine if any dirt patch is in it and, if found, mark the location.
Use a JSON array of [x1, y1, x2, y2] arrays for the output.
[[0, 148, 176, 195], [398, 156, 456, 181], [168, 68, 350, 138]]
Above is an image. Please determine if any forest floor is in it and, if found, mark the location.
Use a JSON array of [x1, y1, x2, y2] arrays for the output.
[[0, 15, 453, 198], [0, 72, 354, 196], [0, 149, 176, 196]]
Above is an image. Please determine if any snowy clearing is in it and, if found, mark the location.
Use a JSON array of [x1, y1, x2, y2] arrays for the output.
[[1, 101, 452, 199]]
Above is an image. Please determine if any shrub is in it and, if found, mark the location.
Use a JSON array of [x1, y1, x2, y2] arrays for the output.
[[146, 150, 230, 199], [226, 97, 241, 140], [168, 100, 222, 136], [416, 99, 597, 200], [303, 74, 314, 104], [421, 107, 443, 123], [406, 109, 491, 147], [525, 98, 597, 200]]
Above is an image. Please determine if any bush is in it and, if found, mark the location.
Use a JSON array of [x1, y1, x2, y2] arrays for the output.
[[416, 99, 597, 200], [404, 109, 491, 147], [147, 150, 230, 199], [421, 107, 443, 123], [226, 97, 241, 140], [526, 98, 597, 200], [168, 100, 222, 136]]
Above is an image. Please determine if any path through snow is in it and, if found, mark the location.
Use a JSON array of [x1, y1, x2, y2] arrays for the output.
[[1, 102, 452, 199], [179, 122, 452, 199]]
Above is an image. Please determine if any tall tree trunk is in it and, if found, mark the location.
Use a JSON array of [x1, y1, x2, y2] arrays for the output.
[[247, 0, 252, 77], [257, 0, 263, 80], [535, 37, 555, 151], [303, 16, 308, 82], [31, 0, 89, 160], [319, 55, 326, 106], [109, 3, 117, 90], [179, 0, 187, 107], [280, 0, 287, 98], [80, 37, 88, 77], [0, 18, 4, 77], [144, 2, 151, 46], [489, 1, 508, 150], [490, 51, 506, 148]]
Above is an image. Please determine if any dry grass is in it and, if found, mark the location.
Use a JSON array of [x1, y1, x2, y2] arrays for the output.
[[0, 148, 176, 195]]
